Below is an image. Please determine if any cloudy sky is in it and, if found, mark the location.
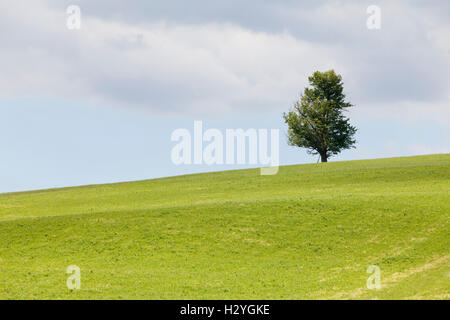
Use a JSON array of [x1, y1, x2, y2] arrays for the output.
[[0, 0, 449, 192]]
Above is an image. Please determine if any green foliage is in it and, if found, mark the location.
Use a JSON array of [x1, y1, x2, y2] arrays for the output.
[[284, 70, 357, 162], [0, 155, 449, 299]]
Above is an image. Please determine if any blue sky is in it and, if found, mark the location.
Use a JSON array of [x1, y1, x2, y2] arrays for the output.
[[0, 0, 449, 193]]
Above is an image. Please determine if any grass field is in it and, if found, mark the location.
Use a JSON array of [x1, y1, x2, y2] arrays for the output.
[[0, 154, 449, 299]]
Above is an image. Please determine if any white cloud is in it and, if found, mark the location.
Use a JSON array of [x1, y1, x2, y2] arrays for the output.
[[0, 0, 448, 121], [0, 1, 342, 115], [352, 99, 450, 125]]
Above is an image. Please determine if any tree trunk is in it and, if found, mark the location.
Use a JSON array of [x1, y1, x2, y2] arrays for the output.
[[320, 153, 328, 163]]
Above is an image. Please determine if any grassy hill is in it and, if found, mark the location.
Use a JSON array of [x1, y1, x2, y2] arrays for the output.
[[0, 154, 449, 299]]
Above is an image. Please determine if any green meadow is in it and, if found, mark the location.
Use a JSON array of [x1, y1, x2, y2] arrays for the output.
[[0, 154, 448, 299]]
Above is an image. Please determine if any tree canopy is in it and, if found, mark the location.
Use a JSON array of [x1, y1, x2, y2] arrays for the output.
[[283, 70, 357, 162]]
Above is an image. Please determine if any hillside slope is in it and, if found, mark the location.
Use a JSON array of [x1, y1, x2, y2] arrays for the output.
[[0, 154, 449, 299]]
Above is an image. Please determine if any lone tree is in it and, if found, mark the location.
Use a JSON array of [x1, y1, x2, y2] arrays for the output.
[[283, 70, 357, 163]]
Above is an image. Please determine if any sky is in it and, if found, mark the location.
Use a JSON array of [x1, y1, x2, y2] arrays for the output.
[[0, 0, 449, 193]]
